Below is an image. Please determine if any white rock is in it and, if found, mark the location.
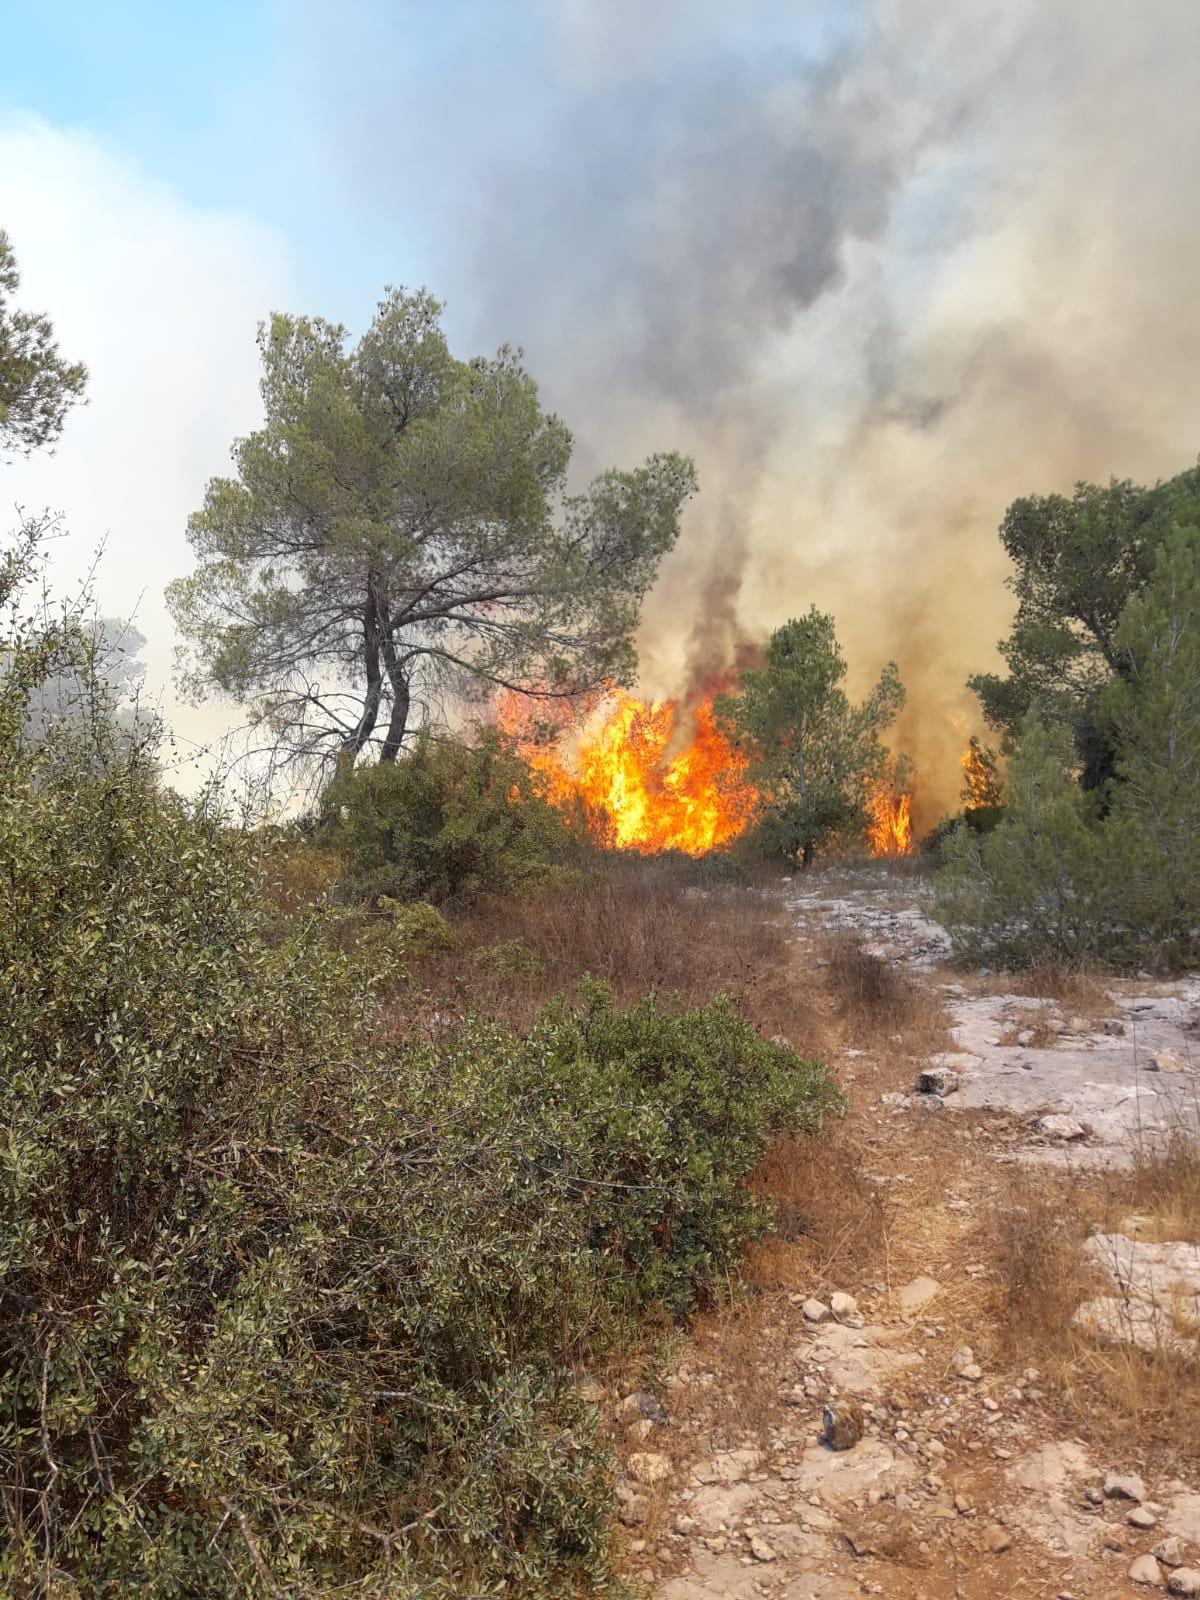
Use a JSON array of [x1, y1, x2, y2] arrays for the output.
[[749, 1536, 776, 1562], [1107, 1471, 1148, 1503], [896, 1276, 940, 1315], [1130, 1553, 1163, 1586], [1155, 1537, 1191, 1568], [1168, 1570, 1200, 1597], [628, 1452, 672, 1486], [1130, 1507, 1160, 1529], [830, 1291, 858, 1321], [1149, 1049, 1183, 1073], [1035, 1113, 1086, 1141], [802, 1298, 831, 1324]]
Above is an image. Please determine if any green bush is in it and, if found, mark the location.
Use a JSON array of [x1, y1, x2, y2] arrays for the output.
[[1, 547, 839, 1595], [317, 727, 578, 904]]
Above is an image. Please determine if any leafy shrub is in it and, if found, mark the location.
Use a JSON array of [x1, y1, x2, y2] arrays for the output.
[[470, 936, 547, 979], [0, 545, 838, 1594], [317, 727, 578, 904]]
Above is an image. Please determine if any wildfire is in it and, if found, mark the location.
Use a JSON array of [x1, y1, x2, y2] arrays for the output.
[[866, 785, 913, 857], [498, 686, 758, 856]]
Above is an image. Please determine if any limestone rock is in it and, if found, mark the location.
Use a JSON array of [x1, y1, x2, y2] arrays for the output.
[[1150, 1049, 1183, 1073], [830, 1291, 859, 1322], [917, 1064, 961, 1097], [749, 1535, 776, 1562], [1130, 1506, 1160, 1530], [1035, 1113, 1086, 1141], [1155, 1537, 1191, 1568], [1168, 1570, 1200, 1597], [1106, 1471, 1148, 1504], [628, 1451, 672, 1486], [803, 1298, 831, 1324], [1130, 1553, 1164, 1586], [896, 1275, 940, 1315]]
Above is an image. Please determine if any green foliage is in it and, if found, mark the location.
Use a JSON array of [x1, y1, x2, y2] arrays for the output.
[[717, 608, 906, 865], [933, 715, 1109, 964], [3, 540, 838, 1593], [470, 936, 547, 979], [1098, 520, 1200, 963], [317, 727, 577, 903], [0, 230, 87, 457], [969, 463, 1200, 783], [167, 286, 696, 771]]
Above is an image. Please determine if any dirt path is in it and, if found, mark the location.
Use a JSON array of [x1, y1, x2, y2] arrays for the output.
[[614, 870, 1200, 1600]]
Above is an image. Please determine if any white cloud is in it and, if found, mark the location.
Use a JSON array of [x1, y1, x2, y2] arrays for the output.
[[1, 115, 296, 780]]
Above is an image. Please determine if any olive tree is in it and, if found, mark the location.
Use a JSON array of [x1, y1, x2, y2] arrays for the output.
[[168, 288, 696, 771]]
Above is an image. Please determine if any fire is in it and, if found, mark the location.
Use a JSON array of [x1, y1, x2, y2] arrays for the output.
[[866, 784, 913, 857], [499, 686, 758, 856]]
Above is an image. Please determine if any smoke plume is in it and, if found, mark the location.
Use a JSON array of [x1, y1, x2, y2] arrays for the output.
[[306, 0, 1200, 824]]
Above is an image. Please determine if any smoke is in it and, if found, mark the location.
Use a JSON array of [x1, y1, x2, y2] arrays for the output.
[[305, 0, 1200, 825]]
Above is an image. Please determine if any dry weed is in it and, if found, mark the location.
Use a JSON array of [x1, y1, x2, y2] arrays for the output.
[[822, 932, 948, 1055]]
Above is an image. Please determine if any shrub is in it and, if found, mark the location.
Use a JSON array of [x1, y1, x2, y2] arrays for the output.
[[1, 545, 839, 1594], [317, 727, 578, 904]]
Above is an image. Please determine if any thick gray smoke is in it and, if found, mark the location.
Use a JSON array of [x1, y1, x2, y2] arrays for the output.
[[307, 0, 1200, 823]]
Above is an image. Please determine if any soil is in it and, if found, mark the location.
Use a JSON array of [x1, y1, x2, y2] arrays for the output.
[[614, 867, 1200, 1600]]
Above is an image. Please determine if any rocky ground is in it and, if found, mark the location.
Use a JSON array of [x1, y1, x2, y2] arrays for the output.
[[611, 868, 1200, 1599]]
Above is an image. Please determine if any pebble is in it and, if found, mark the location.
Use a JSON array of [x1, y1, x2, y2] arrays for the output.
[[822, 1400, 865, 1452], [802, 1298, 831, 1324], [830, 1291, 858, 1321], [1106, 1471, 1147, 1503], [985, 1524, 1012, 1553], [749, 1536, 777, 1563], [1168, 1571, 1200, 1597], [1129, 1506, 1159, 1530], [1130, 1554, 1164, 1586]]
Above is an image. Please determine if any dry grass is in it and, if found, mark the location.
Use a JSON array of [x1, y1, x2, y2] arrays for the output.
[[822, 932, 949, 1055], [746, 1128, 889, 1293], [1000, 958, 1113, 1020], [990, 1148, 1200, 1469], [398, 857, 829, 1051]]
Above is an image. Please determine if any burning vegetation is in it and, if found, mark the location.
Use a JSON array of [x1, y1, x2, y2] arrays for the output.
[[499, 687, 759, 856]]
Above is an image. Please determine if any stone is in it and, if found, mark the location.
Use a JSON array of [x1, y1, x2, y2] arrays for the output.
[[958, 1362, 983, 1383], [985, 1523, 1012, 1553], [822, 1400, 865, 1452], [1149, 1049, 1183, 1073], [896, 1276, 940, 1315], [1130, 1507, 1161, 1529], [1155, 1537, 1190, 1568], [1130, 1554, 1164, 1586], [749, 1536, 776, 1562], [803, 1298, 831, 1324], [917, 1065, 962, 1097], [1168, 1571, 1200, 1597], [1166, 1495, 1200, 1545], [1035, 1113, 1086, 1141], [620, 1390, 667, 1426], [830, 1291, 859, 1321], [619, 1496, 650, 1527], [691, 1482, 761, 1533], [628, 1452, 672, 1487], [951, 1344, 976, 1374], [1009, 1441, 1092, 1494], [1107, 1471, 1148, 1503]]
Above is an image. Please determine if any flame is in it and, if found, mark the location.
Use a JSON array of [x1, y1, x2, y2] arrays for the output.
[[498, 686, 758, 856], [866, 784, 913, 857]]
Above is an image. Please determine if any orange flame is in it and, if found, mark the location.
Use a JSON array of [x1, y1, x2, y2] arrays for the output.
[[498, 686, 758, 856], [866, 785, 913, 857]]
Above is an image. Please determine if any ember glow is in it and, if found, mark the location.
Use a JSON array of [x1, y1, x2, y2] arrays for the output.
[[500, 687, 758, 856], [866, 785, 913, 858]]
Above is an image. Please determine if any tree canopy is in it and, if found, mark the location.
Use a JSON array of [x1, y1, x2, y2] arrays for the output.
[[0, 229, 87, 458], [969, 464, 1200, 784], [716, 608, 905, 865], [168, 288, 696, 772]]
